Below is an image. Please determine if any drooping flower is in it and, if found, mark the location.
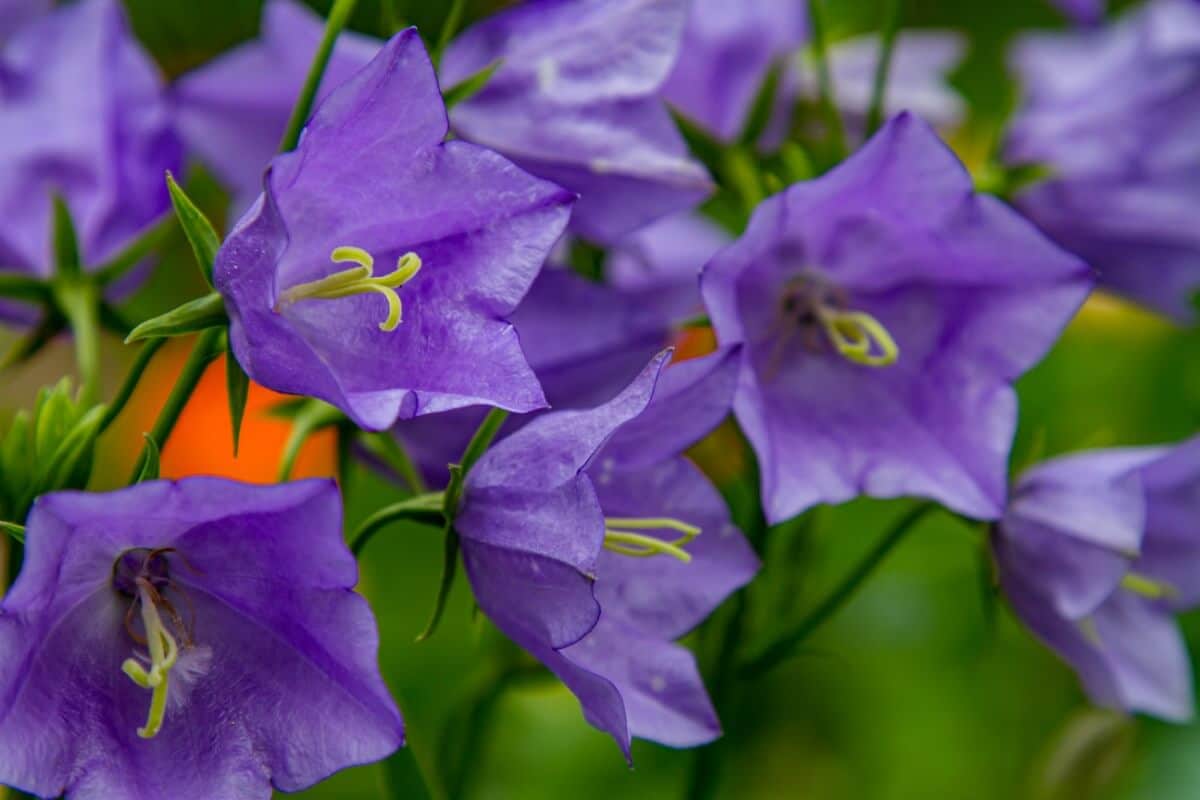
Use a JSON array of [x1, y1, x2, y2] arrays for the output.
[[171, 0, 377, 219], [992, 435, 1200, 720], [455, 348, 758, 754], [0, 478, 404, 799], [1005, 0, 1200, 322], [700, 113, 1093, 525], [0, 0, 181, 317], [440, 0, 713, 243], [214, 30, 574, 431]]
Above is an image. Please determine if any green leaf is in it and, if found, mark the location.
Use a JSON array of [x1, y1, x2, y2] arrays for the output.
[[0, 521, 24, 544], [442, 59, 502, 109], [135, 433, 161, 483], [225, 344, 251, 456], [51, 195, 81, 278], [125, 292, 226, 343], [166, 172, 221, 287], [0, 272, 49, 303], [41, 404, 105, 493], [380, 747, 435, 800], [416, 523, 459, 643], [33, 379, 72, 463], [738, 60, 783, 146]]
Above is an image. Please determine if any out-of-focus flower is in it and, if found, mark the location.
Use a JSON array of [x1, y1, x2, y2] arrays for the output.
[[701, 113, 1093, 525], [441, 0, 712, 243], [214, 31, 573, 431], [0, 478, 403, 799], [993, 436, 1200, 720], [1006, 0, 1200, 322], [662, 0, 809, 142], [171, 0, 377, 219], [606, 211, 731, 316], [456, 349, 757, 754], [1052, 0, 1107, 26], [0, 0, 48, 40], [0, 0, 181, 313]]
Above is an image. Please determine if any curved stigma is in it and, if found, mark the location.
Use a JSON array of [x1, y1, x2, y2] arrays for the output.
[[603, 517, 701, 563], [277, 246, 423, 331], [121, 579, 181, 739]]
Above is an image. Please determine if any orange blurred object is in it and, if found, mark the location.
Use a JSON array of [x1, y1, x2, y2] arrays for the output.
[[671, 324, 718, 362], [122, 339, 337, 482]]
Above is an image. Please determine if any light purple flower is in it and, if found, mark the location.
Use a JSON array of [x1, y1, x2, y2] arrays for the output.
[[0, 0, 181, 310], [214, 30, 574, 431], [606, 211, 731, 317], [993, 435, 1200, 720], [441, 0, 713, 243], [0, 0, 49, 40], [700, 113, 1093, 525], [662, 0, 809, 142], [456, 349, 758, 754], [1006, 0, 1200, 322], [0, 478, 403, 799], [171, 0, 378, 219]]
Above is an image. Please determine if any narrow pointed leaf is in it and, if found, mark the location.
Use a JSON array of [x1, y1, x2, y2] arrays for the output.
[[739, 60, 783, 146], [135, 433, 161, 483], [225, 345, 251, 456], [443, 59, 502, 109], [125, 292, 226, 342], [0, 273, 49, 303], [0, 522, 24, 544], [166, 172, 221, 287], [51, 195, 81, 278]]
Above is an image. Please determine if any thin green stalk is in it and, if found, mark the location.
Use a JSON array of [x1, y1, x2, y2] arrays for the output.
[[864, 0, 902, 137], [350, 493, 446, 556], [359, 431, 428, 494], [739, 502, 935, 677], [127, 329, 223, 483], [54, 281, 101, 406], [433, 0, 468, 65], [278, 0, 359, 153], [100, 338, 166, 433], [808, 0, 848, 160]]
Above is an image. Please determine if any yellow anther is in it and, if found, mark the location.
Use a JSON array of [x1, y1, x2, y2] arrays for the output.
[[1121, 572, 1177, 600], [602, 517, 701, 563], [817, 307, 899, 367], [277, 247, 423, 331]]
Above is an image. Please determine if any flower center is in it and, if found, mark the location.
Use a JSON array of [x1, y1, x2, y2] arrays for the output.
[[276, 245, 423, 332], [112, 547, 197, 740], [603, 517, 700, 563], [779, 273, 898, 367]]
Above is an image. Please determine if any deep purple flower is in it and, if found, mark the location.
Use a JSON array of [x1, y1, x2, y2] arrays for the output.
[[172, 0, 377, 219], [1052, 0, 1106, 25], [0, 0, 181, 315], [701, 113, 1093, 525], [662, 0, 809, 142], [214, 30, 574, 431], [1005, 0, 1200, 322], [993, 436, 1200, 720], [456, 349, 758, 753], [440, 0, 713, 243], [0, 478, 403, 799]]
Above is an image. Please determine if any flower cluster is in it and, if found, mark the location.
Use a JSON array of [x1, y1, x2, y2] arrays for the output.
[[0, 1, 1197, 798]]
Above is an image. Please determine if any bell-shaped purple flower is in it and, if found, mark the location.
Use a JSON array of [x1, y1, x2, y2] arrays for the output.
[[1005, 0, 1200, 322], [0, 0, 48, 40], [0, 0, 181, 315], [214, 30, 574, 431], [171, 0, 377, 219], [993, 436, 1200, 720], [701, 113, 1093, 525], [0, 478, 404, 800], [440, 0, 713, 243], [456, 349, 758, 754]]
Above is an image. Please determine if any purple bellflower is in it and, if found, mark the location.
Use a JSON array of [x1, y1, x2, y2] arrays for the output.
[[993, 436, 1200, 720], [440, 0, 713, 243], [455, 348, 759, 754], [0, 0, 181, 318], [213, 30, 574, 431], [1006, 0, 1200, 322], [1052, 0, 1107, 26], [171, 0, 377, 219], [0, 478, 403, 799], [700, 113, 1093, 525], [0, 0, 48, 41]]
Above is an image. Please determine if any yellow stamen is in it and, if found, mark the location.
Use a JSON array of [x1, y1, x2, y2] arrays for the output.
[[816, 307, 899, 367], [1121, 572, 1177, 600], [121, 582, 180, 739], [602, 517, 700, 563], [277, 246, 422, 331]]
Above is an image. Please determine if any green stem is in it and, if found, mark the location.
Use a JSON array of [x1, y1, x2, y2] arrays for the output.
[[458, 409, 508, 477], [350, 493, 446, 556], [864, 0, 902, 137], [278, 0, 359, 153], [54, 281, 102, 406], [809, 0, 848, 160], [100, 338, 166, 433], [359, 430, 428, 494], [127, 329, 223, 483], [739, 502, 935, 677]]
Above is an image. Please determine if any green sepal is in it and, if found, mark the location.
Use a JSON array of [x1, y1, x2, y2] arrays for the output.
[[0, 521, 24, 544], [40, 404, 105, 495], [738, 60, 783, 146], [135, 433, 161, 483], [225, 344, 251, 456], [670, 108, 725, 180], [166, 172, 221, 288], [125, 292, 226, 343], [380, 745, 435, 800], [0, 273, 50, 303], [443, 58, 502, 109], [93, 212, 174, 288], [779, 141, 815, 184], [277, 399, 344, 482], [51, 194, 82, 278]]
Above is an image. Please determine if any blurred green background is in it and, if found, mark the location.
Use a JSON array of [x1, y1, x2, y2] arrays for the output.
[[2, 0, 1199, 798]]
